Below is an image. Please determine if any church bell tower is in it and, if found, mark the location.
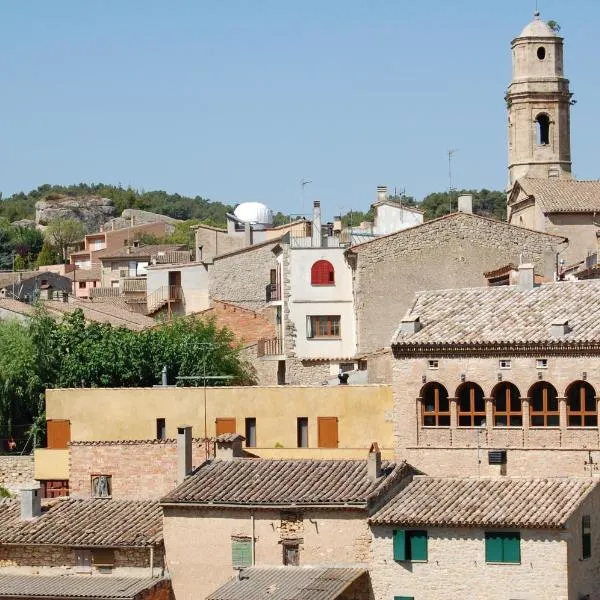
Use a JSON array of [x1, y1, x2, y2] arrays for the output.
[[506, 12, 573, 191]]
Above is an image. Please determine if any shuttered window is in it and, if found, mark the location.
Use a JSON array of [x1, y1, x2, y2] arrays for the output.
[[485, 532, 520, 563], [393, 530, 428, 562], [310, 260, 335, 285], [231, 537, 252, 567]]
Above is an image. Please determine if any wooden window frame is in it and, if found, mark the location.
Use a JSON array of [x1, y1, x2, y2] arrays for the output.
[[529, 383, 559, 427], [457, 384, 486, 427], [421, 384, 450, 427], [297, 417, 309, 448], [310, 260, 335, 286], [307, 315, 341, 339], [245, 417, 257, 448], [566, 383, 597, 427], [492, 383, 522, 427]]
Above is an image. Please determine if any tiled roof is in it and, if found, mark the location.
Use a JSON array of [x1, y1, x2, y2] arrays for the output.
[[0, 271, 40, 289], [370, 477, 597, 529], [0, 298, 36, 316], [516, 178, 600, 213], [392, 280, 600, 347], [0, 498, 162, 546], [207, 567, 367, 600], [0, 575, 167, 599], [161, 458, 411, 507], [94, 244, 184, 260]]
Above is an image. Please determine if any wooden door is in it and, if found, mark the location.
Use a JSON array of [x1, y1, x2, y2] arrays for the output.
[[47, 420, 71, 449], [317, 417, 338, 448], [215, 418, 236, 436]]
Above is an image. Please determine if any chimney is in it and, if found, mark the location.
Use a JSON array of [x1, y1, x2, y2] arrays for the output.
[[518, 263, 535, 291], [161, 365, 168, 386], [333, 215, 342, 233], [20, 486, 41, 520], [368, 442, 382, 481], [400, 315, 421, 334], [457, 194, 473, 214], [550, 319, 570, 337], [312, 201, 322, 248], [376, 185, 387, 204], [244, 222, 253, 247], [177, 425, 192, 483], [215, 434, 245, 460]]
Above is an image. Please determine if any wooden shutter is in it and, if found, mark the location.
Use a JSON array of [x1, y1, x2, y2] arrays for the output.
[[92, 548, 115, 567], [393, 530, 406, 561], [216, 418, 236, 436], [317, 417, 338, 448], [232, 539, 252, 567], [502, 533, 521, 563], [485, 532, 504, 563], [409, 530, 428, 561], [47, 420, 71, 449]]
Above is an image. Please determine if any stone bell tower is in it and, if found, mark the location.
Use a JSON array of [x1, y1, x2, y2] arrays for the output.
[[506, 12, 573, 192]]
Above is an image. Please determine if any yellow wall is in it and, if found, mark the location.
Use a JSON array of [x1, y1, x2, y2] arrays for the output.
[[45, 385, 393, 453], [34, 449, 69, 480]]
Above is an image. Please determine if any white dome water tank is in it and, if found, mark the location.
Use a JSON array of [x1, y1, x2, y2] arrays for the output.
[[233, 202, 274, 230]]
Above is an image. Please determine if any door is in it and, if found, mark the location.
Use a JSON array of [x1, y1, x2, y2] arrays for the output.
[[47, 420, 71, 449], [317, 417, 338, 448], [168, 271, 182, 299], [215, 418, 236, 436]]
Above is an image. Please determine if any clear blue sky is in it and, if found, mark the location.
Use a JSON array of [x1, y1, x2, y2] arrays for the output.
[[1, 0, 598, 218]]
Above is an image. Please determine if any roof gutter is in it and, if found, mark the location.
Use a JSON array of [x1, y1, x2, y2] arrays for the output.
[[160, 501, 367, 510]]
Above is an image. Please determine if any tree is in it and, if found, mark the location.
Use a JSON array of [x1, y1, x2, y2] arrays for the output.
[[44, 218, 86, 263], [420, 189, 506, 221], [35, 241, 60, 268]]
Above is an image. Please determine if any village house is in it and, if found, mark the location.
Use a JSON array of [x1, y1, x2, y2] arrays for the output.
[[0, 270, 72, 303]]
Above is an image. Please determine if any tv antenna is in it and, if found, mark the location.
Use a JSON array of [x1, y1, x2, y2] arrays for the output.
[[300, 178, 312, 217]]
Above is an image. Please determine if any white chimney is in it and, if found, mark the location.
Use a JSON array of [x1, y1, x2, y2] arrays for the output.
[[518, 263, 535, 291], [177, 425, 192, 483], [368, 442, 382, 481], [244, 222, 253, 247], [457, 194, 473, 214], [21, 486, 41, 520], [312, 201, 322, 248], [376, 186, 387, 204], [550, 319, 570, 337]]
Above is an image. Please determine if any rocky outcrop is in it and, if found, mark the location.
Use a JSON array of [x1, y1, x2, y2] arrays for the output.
[[35, 195, 116, 231], [104, 209, 181, 232]]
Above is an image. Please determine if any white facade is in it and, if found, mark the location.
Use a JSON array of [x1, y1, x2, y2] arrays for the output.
[[286, 247, 355, 359], [373, 202, 423, 236]]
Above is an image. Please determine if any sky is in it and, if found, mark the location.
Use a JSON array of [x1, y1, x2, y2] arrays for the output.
[[1, 0, 598, 219]]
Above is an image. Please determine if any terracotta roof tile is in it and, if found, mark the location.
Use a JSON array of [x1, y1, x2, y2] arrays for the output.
[[0, 498, 162, 546], [369, 476, 597, 528], [517, 178, 600, 213]]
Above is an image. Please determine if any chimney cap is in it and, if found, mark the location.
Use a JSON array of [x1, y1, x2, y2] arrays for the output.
[[214, 433, 246, 443], [369, 442, 381, 454], [313, 200, 320, 207]]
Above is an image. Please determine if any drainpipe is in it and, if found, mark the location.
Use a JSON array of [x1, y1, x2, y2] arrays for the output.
[[149, 545, 154, 577], [251, 510, 256, 565]]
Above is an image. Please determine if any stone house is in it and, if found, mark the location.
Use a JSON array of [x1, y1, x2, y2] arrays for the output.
[[368, 476, 600, 600], [0, 489, 171, 598], [160, 438, 413, 600], [0, 271, 72, 303], [391, 276, 600, 477]]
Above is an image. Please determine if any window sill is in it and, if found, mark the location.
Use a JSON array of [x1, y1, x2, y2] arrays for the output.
[[486, 561, 521, 565], [420, 426, 451, 429], [395, 559, 428, 564], [566, 426, 598, 430], [311, 284, 335, 287], [307, 337, 342, 341], [492, 426, 524, 429]]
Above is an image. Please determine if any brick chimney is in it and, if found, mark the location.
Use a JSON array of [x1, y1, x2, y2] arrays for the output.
[[368, 442, 382, 481], [20, 486, 41, 520], [177, 425, 192, 483]]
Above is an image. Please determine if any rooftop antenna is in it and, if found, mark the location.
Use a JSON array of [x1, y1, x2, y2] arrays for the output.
[[300, 178, 312, 218], [448, 149, 457, 213]]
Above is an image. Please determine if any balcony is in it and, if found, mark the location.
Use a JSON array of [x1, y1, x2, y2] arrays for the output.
[[265, 283, 281, 303], [122, 277, 147, 293], [257, 337, 283, 357], [90, 287, 120, 298]]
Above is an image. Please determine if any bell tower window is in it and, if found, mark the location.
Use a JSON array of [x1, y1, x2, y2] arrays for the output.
[[537, 46, 546, 60], [535, 113, 550, 145]]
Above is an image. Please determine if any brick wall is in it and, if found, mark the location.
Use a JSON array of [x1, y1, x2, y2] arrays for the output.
[[138, 580, 175, 600], [351, 212, 564, 355], [0, 456, 35, 494], [69, 440, 210, 500]]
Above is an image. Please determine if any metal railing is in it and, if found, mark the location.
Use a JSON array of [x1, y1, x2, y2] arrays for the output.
[[147, 285, 184, 314], [122, 277, 147, 293], [90, 287, 120, 298], [265, 283, 281, 302], [257, 337, 282, 357]]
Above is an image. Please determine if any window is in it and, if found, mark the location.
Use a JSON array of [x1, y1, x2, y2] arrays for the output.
[[282, 540, 300, 566], [245, 417, 257, 447], [393, 530, 428, 562], [537, 46, 546, 60], [91, 475, 112, 498], [306, 315, 340, 338], [428, 359, 439, 369], [421, 383, 450, 427], [536, 358, 548, 369], [566, 382, 597, 427], [297, 417, 308, 448], [485, 532, 520, 563], [499, 359, 511, 369], [78, 281, 86, 289], [493, 383, 522, 427], [529, 382, 559, 427], [75, 549, 92, 574], [92, 548, 115, 570], [457, 383, 486, 427], [535, 113, 550, 145], [231, 537, 252, 568], [216, 418, 236, 436], [156, 418, 166, 440], [310, 260, 335, 285], [582, 515, 591, 559]]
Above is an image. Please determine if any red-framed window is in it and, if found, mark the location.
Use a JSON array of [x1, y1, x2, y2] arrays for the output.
[[311, 260, 335, 286]]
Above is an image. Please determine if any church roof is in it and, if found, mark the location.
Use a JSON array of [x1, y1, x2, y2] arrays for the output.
[[518, 13, 558, 38], [516, 178, 600, 213]]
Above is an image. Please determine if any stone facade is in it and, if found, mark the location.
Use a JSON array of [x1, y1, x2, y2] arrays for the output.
[[285, 359, 332, 386], [162, 506, 371, 600], [350, 212, 564, 355], [0, 456, 35, 494]]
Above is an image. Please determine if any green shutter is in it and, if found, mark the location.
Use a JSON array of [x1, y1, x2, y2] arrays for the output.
[[409, 530, 428, 561], [232, 539, 252, 567], [502, 533, 521, 563], [485, 532, 503, 562], [393, 530, 406, 561]]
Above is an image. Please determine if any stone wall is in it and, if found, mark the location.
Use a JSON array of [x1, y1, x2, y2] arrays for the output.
[[365, 350, 392, 384], [69, 440, 210, 500], [351, 212, 565, 355], [239, 346, 279, 386], [0, 456, 35, 494], [209, 241, 279, 311], [285, 359, 331, 386]]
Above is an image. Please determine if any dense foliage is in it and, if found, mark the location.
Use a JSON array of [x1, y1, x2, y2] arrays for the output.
[[419, 189, 506, 221], [0, 219, 45, 270], [0, 308, 255, 442]]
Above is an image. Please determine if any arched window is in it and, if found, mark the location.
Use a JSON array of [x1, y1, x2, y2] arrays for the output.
[[421, 383, 450, 427], [535, 113, 550, 145], [566, 381, 597, 427], [311, 260, 335, 286], [456, 383, 486, 427], [529, 382, 559, 427], [492, 382, 522, 427]]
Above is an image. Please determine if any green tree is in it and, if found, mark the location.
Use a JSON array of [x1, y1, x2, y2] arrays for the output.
[[420, 189, 506, 221], [35, 241, 60, 268], [13, 255, 26, 271], [44, 218, 86, 263]]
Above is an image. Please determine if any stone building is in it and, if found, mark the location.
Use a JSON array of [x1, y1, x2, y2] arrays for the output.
[[369, 476, 600, 600], [390, 277, 600, 477]]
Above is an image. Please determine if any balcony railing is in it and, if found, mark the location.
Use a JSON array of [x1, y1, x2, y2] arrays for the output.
[[265, 283, 281, 302], [90, 287, 120, 298], [257, 337, 282, 357], [147, 285, 184, 314], [122, 277, 147, 293]]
